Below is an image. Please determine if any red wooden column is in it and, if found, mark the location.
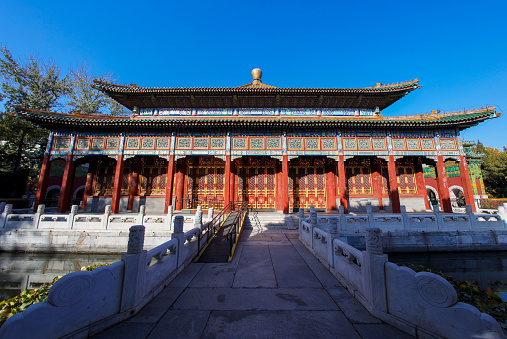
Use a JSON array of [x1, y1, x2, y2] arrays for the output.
[[57, 155, 75, 213], [459, 155, 476, 212], [282, 155, 289, 214], [128, 157, 142, 211], [414, 158, 430, 210], [229, 159, 236, 207], [34, 155, 52, 212], [111, 154, 125, 214], [175, 161, 185, 210], [81, 159, 96, 211], [325, 160, 337, 211], [338, 155, 348, 213], [372, 159, 384, 210], [436, 155, 452, 212], [224, 155, 232, 207], [164, 154, 175, 213], [388, 155, 401, 213], [276, 162, 282, 211]]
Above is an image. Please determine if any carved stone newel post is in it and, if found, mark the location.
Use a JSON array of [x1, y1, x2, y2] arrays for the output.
[[362, 227, 388, 312], [121, 225, 147, 312]]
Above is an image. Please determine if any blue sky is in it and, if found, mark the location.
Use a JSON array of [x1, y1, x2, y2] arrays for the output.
[[1, 1, 506, 148]]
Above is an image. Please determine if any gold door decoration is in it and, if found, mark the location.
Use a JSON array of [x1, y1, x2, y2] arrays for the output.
[[289, 158, 326, 209], [187, 165, 225, 209], [237, 166, 276, 209], [345, 166, 372, 195], [396, 166, 417, 195], [139, 166, 167, 195]]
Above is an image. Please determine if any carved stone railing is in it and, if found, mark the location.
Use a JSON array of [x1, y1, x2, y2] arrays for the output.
[[299, 203, 507, 233], [298, 208, 505, 338], [0, 216, 201, 338], [0, 204, 195, 231]]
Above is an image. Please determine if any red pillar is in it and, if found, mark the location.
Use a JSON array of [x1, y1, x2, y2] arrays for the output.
[[388, 155, 401, 213], [325, 161, 337, 211], [372, 159, 384, 210], [338, 155, 348, 213], [164, 154, 175, 213], [111, 154, 124, 214], [276, 162, 282, 211], [81, 159, 96, 211], [229, 159, 236, 208], [282, 155, 289, 214], [414, 158, 430, 210], [175, 161, 185, 210], [128, 157, 142, 211], [436, 155, 452, 213], [34, 154, 52, 212], [224, 155, 231, 207], [459, 156, 476, 212], [57, 155, 75, 213]]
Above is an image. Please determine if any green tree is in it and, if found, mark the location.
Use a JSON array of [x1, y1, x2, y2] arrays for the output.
[[67, 64, 128, 116], [474, 141, 507, 198], [0, 46, 71, 176]]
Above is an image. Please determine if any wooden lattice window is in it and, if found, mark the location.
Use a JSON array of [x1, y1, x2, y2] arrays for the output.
[[140, 166, 167, 195], [396, 166, 417, 195], [346, 166, 372, 195]]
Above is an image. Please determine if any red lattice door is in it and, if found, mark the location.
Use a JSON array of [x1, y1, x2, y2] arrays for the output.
[[187, 166, 224, 208], [237, 166, 276, 209], [289, 166, 326, 209]]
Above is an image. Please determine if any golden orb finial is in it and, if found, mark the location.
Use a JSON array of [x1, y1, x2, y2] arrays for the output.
[[251, 68, 262, 83]]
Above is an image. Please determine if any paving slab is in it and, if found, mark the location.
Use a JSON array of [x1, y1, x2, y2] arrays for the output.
[[188, 262, 236, 288], [166, 262, 203, 288], [172, 287, 339, 311], [326, 287, 383, 324], [233, 245, 277, 288], [290, 237, 345, 289], [127, 287, 184, 323], [202, 310, 361, 339], [269, 245, 322, 288], [90, 322, 155, 339], [353, 323, 415, 339], [147, 310, 210, 339]]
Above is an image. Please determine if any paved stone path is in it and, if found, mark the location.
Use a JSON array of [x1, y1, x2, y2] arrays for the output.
[[92, 229, 413, 338]]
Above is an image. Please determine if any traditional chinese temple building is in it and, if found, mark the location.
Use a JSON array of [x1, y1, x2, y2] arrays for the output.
[[15, 69, 500, 214]]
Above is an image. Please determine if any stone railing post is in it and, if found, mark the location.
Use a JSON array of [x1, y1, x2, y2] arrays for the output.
[[208, 207, 214, 223], [498, 203, 507, 227], [0, 202, 6, 214], [327, 217, 340, 267], [298, 209, 305, 239], [34, 204, 44, 229], [194, 206, 202, 229], [172, 216, 185, 267], [309, 206, 318, 249], [139, 205, 146, 225], [362, 227, 388, 313], [339, 205, 347, 231], [68, 205, 78, 229], [400, 205, 409, 229], [0, 204, 13, 228], [366, 204, 374, 228], [166, 205, 173, 230], [103, 205, 111, 229], [434, 205, 443, 229], [466, 205, 476, 228], [120, 225, 147, 312]]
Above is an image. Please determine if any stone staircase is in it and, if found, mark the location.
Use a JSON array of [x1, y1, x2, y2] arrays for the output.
[[243, 212, 299, 230]]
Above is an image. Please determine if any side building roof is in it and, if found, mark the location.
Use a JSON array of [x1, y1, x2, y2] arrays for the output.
[[13, 106, 501, 131]]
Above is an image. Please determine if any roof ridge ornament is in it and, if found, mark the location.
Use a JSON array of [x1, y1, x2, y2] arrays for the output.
[[251, 68, 262, 85]]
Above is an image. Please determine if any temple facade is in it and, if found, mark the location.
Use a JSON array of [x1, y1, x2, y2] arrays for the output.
[[15, 69, 500, 214]]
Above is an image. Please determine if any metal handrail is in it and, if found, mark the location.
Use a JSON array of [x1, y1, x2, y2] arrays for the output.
[[194, 201, 233, 261], [225, 201, 249, 262]]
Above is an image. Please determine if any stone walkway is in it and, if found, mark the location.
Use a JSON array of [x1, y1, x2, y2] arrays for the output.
[[92, 229, 413, 339]]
